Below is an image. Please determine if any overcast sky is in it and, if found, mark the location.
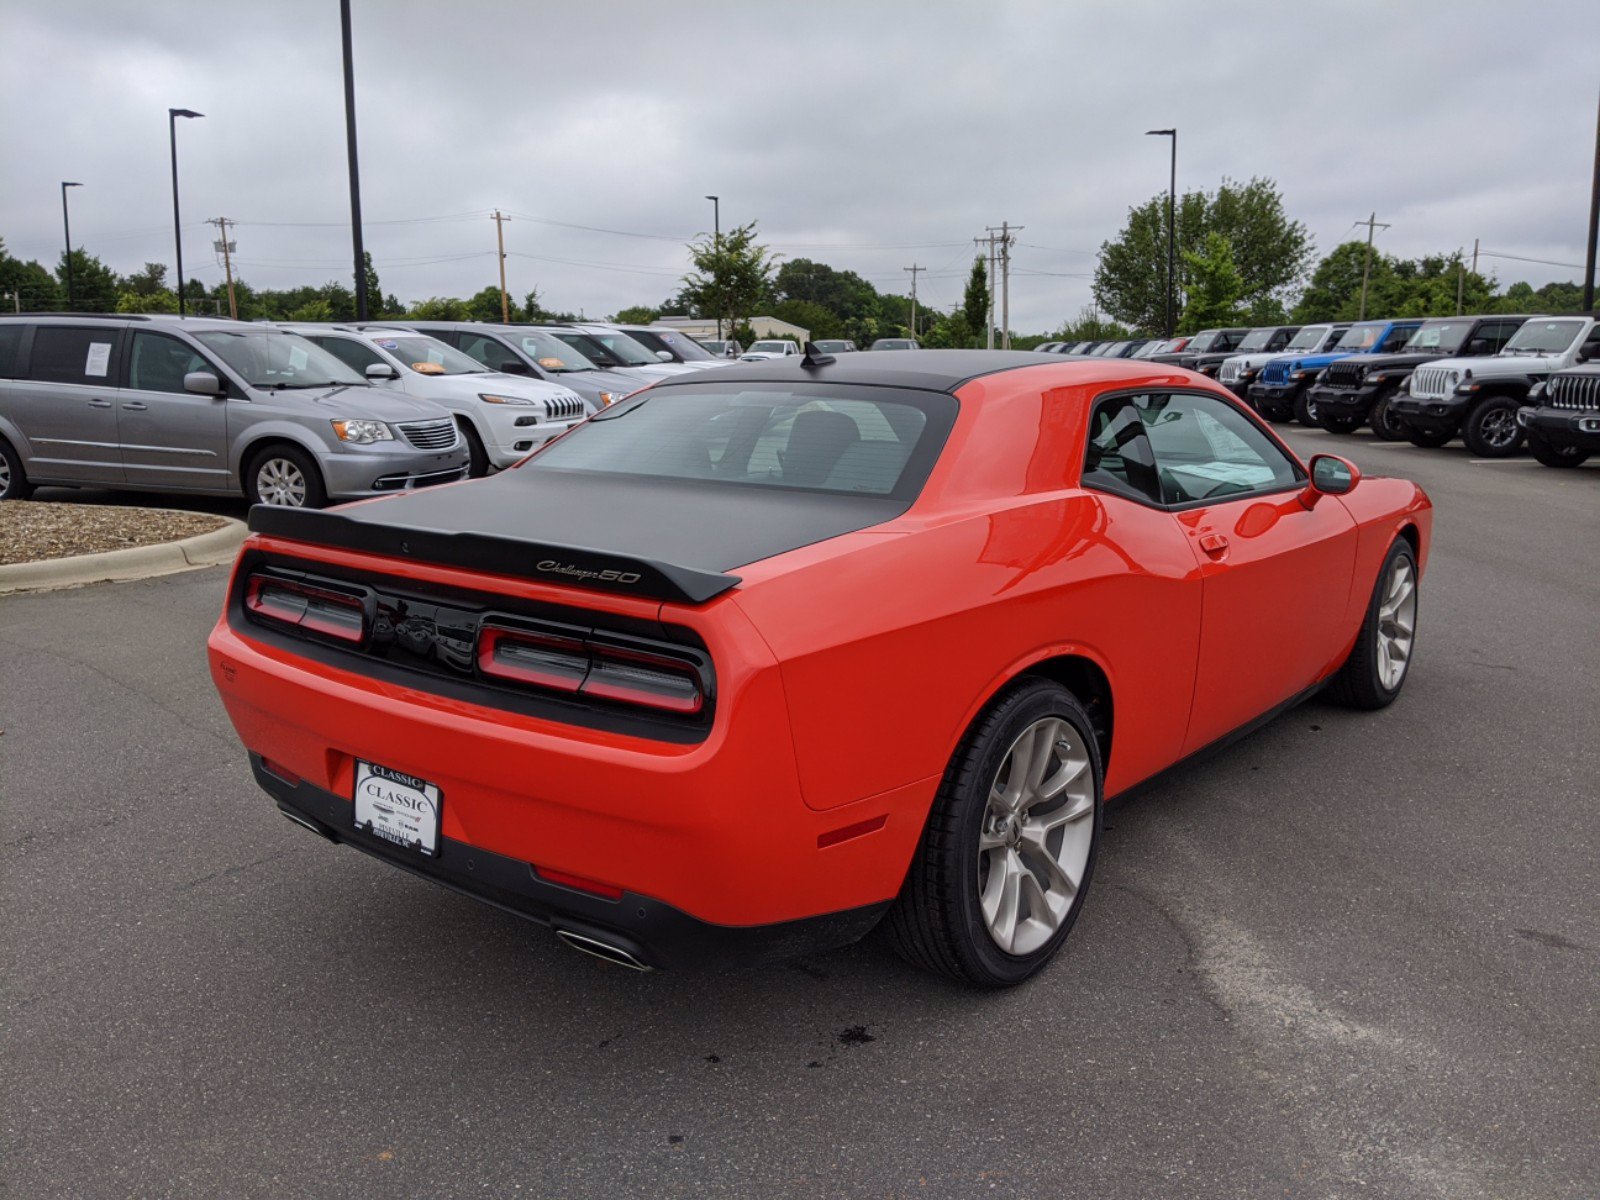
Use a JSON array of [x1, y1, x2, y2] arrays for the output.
[[3, 0, 1597, 330]]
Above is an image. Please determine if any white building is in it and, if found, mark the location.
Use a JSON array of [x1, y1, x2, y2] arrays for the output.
[[655, 315, 810, 342]]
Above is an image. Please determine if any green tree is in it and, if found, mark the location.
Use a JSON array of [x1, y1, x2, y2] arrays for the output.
[[962, 257, 990, 340], [613, 304, 660, 324], [0, 238, 62, 311], [921, 310, 976, 349], [1094, 177, 1312, 332], [1178, 233, 1248, 332], [55, 248, 119, 312], [406, 296, 470, 320], [465, 286, 507, 322], [769, 298, 840, 340], [772, 258, 879, 341], [1059, 305, 1130, 341], [681, 222, 778, 334], [118, 262, 169, 298], [115, 288, 178, 314], [1295, 242, 1500, 321]]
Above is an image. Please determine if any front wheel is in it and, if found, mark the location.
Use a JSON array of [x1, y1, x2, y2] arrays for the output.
[[458, 420, 490, 477], [1462, 396, 1524, 458], [1293, 386, 1320, 427], [1328, 538, 1418, 710], [1526, 426, 1591, 468], [886, 679, 1102, 987], [1368, 388, 1406, 440], [0, 438, 34, 501], [245, 444, 328, 508]]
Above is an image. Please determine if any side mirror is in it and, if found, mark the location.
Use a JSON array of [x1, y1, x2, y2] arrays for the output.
[[498, 359, 532, 375], [654, 350, 675, 363], [183, 370, 223, 395], [1304, 453, 1361, 505], [1466, 338, 1489, 354], [364, 363, 399, 380]]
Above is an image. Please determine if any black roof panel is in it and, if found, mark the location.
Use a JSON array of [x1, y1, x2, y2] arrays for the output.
[[648, 349, 1085, 394]]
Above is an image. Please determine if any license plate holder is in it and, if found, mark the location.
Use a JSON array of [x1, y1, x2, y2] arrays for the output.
[[353, 761, 443, 858]]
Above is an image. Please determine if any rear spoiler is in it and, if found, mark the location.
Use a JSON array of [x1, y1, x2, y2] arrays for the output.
[[247, 505, 741, 605]]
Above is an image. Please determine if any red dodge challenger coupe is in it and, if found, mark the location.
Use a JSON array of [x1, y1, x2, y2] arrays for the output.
[[208, 348, 1429, 987]]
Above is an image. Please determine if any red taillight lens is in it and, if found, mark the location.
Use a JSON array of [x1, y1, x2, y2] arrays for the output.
[[477, 623, 705, 715], [245, 575, 367, 643], [533, 866, 624, 901]]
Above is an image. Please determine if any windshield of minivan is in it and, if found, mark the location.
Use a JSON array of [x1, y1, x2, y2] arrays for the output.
[[371, 335, 487, 375], [195, 331, 364, 389], [1404, 321, 1471, 354], [1502, 319, 1583, 355], [1334, 324, 1385, 351], [515, 330, 601, 371]]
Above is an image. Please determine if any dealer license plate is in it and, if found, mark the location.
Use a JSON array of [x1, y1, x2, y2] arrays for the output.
[[353, 761, 442, 857]]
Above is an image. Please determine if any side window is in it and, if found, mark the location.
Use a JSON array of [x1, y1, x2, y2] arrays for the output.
[[27, 326, 119, 385], [127, 331, 210, 394], [1268, 329, 1292, 350], [1379, 325, 1415, 353], [0, 324, 23, 378], [1580, 325, 1600, 356], [1082, 395, 1162, 505], [457, 334, 508, 369], [314, 337, 384, 373], [1141, 392, 1302, 505]]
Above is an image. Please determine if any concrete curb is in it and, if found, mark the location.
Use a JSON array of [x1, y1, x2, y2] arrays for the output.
[[0, 517, 246, 595]]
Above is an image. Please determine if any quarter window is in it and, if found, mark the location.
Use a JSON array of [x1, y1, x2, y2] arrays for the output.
[[1082, 396, 1162, 504], [127, 332, 210, 394], [0, 324, 22, 378], [1379, 325, 1416, 353], [27, 326, 118, 385], [457, 333, 514, 370], [314, 336, 385, 374]]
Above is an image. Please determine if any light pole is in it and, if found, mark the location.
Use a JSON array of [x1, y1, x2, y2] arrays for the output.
[[169, 108, 203, 315], [705, 195, 721, 339], [341, 0, 369, 320], [1146, 128, 1176, 337], [60, 182, 82, 311]]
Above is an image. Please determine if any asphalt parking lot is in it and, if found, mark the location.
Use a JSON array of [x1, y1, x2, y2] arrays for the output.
[[3, 431, 1596, 1200]]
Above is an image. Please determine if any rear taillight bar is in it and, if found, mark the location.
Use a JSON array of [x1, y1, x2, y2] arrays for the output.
[[245, 573, 370, 644], [478, 620, 707, 716]]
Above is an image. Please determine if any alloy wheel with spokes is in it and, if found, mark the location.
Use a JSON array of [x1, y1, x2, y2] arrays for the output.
[[1375, 557, 1417, 692], [886, 679, 1103, 987], [256, 458, 308, 506], [1330, 537, 1420, 710], [245, 444, 326, 509], [978, 717, 1096, 956]]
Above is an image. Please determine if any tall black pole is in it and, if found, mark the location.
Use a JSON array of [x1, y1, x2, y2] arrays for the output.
[[1584, 87, 1599, 313], [168, 109, 202, 315], [1167, 131, 1177, 337], [341, 0, 368, 321], [61, 181, 81, 311], [705, 194, 720, 339]]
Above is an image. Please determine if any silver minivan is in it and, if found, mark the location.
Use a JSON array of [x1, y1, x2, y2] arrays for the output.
[[0, 314, 468, 507]]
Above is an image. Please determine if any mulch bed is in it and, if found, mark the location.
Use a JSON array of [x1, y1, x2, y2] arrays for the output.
[[0, 501, 228, 566]]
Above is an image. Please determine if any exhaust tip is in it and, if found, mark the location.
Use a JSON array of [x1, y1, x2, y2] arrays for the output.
[[555, 927, 652, 972], [278, 806, 338, 843]]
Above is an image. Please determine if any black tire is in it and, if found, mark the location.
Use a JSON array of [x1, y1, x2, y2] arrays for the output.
[[1461, 396, 1525, 458], [1368, 387, 1406, 441], [0, 437, 34, 501], [1525, 426, 1591, 468], [244, 443, 328, 509], [1317, 410, 1364, 434], [1405, 425, 1452, 448], [458, 420, 490, 477], [885, 679, 1103, 988], [1328, 538, 1418, 711], [1293, 386, 1319, 427], [1258, 400, 1291, 423]]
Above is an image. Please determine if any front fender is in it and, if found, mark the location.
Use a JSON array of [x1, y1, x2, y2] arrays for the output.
[[230, 419, 331, 478]]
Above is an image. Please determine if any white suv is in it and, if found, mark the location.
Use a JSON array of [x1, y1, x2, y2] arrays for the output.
[[288, 325, 588, 475], [1391, 315, 1600, 456], [740, 340, 800, 361]]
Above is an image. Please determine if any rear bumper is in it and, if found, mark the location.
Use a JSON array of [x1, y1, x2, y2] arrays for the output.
[[257, 757, 888, 969], [1522, 406, 1600, 450]]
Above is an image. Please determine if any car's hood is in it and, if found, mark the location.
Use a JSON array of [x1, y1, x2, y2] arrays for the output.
[[270, 460, 911, 578], [295, 385, 452, 421], [1336, 352, 1447, 373], [1225, 351, 1294, 371], [1428, 352, 1561, 377], [561, 366, 656, 392], [412, 372, 580, 402]]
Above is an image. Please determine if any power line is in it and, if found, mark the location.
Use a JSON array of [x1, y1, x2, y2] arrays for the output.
[[1477, 249, 1589, 271]]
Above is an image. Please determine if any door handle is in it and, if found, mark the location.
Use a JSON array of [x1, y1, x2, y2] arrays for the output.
[[1198, 532, 1229, 556], [122, 401, 148, 411], [87, 398, 113, 408]]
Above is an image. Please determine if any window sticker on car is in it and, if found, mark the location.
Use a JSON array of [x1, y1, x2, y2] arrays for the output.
[[412, 362, 445, 375], [288, 346, 309, 370], [539, 357, 566, 369], [378, 340, 398, 349], [84, 342, 111, 377]]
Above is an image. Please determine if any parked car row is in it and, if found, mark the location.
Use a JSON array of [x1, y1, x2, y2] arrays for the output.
[[0, 314, 754, 508], [1036, 313, 1600, 469]]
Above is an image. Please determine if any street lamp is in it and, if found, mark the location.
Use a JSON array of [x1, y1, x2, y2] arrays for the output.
[[705, 194, 721, 339], [168, 108, 204, 315], [1146, 128, 1177, 338], [60, 182, 82, 311]]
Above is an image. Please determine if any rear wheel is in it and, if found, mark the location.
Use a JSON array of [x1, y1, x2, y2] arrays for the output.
[[458, 420, 490, 477], [245, 444, 328, 509], [1526, 426, 1591, 468], [1462, 396, 1524, 458], [1328, 538, 1419, 711], [1368, 388, 1406, 440], [886, 679, 1102, 988], [0, 438, 33, 501], [1405, 425, 1452, 448]]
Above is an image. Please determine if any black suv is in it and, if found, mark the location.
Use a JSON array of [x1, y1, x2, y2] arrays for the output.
[[1308, 315, 1530, 440], [1186, 325, 1299, 381], [1519, 363, 1600, 468], [1146, 327, 1251, 368]]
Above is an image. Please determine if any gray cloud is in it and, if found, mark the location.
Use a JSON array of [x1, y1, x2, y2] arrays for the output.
[[2, 0, 1596, 330]]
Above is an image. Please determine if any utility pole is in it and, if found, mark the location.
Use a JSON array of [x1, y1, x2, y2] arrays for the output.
[[340, 0, 369, 321], [61, 182, 82, 311], [492, 210, 511, 322], [705, 195, 721, 339], [987, 222, 1021, 348], [904, 263, 923, 336], [975, 232, 998, 348], [208, 217, 238, 319], [1353, 211, 1390, 321], [1456, 259, 1465, 316], [1471, 237, 1480, 277], [1584, 85, 1599, 312]]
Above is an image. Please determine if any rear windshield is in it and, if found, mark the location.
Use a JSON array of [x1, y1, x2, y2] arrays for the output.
[[528, 383, 958, 499]]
